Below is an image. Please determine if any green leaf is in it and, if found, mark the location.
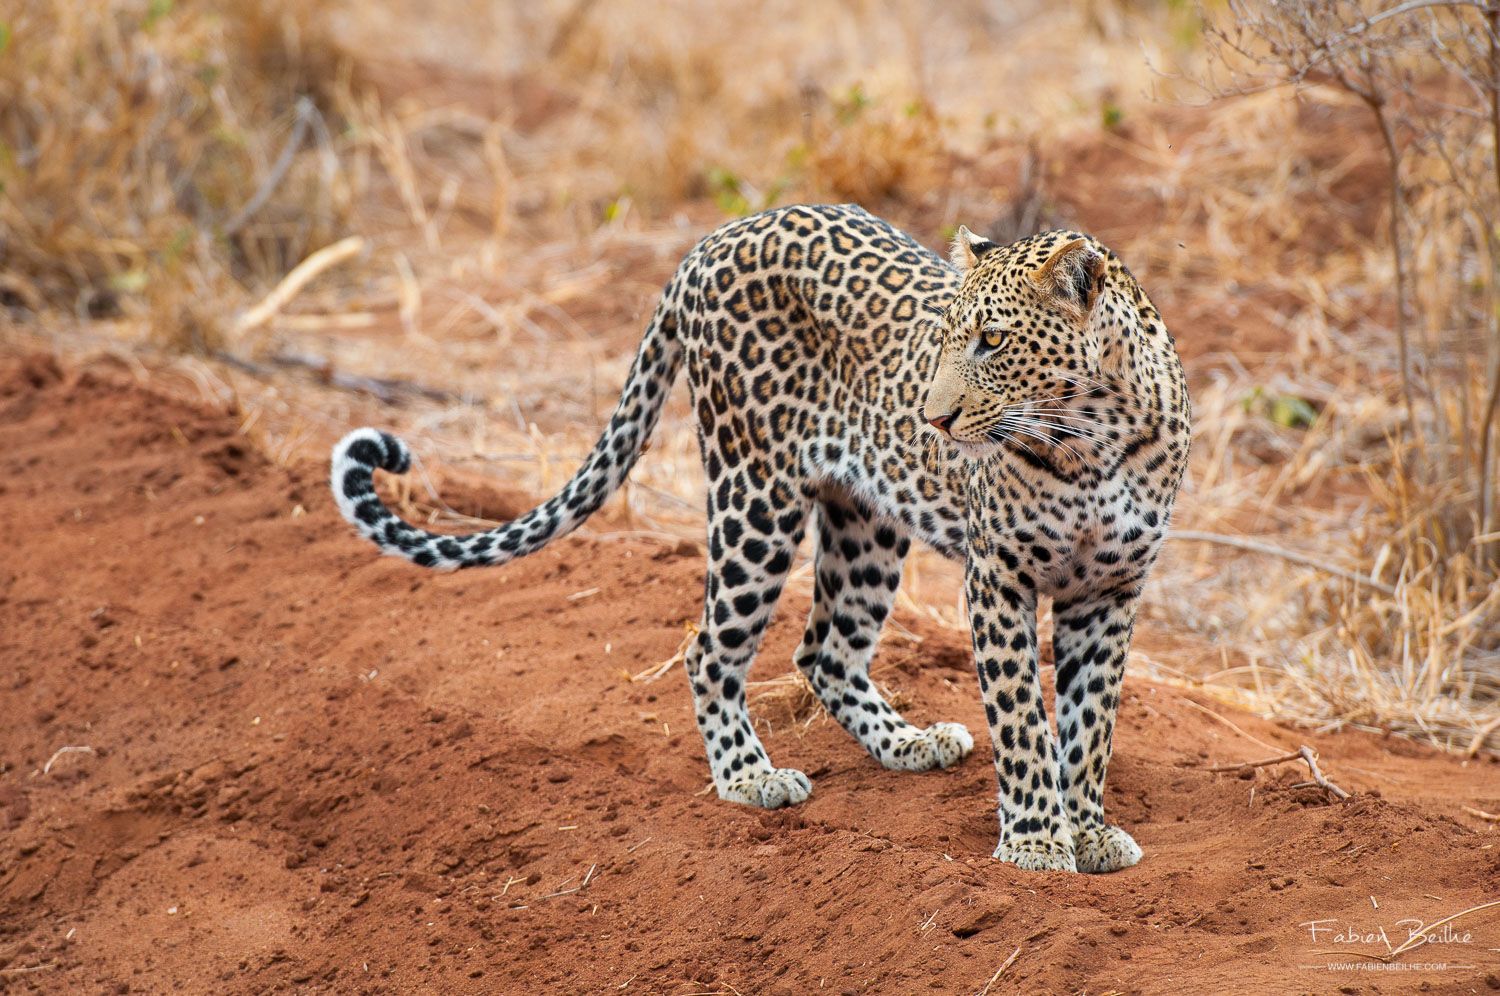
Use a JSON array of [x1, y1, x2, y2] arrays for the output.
[[836, 84, 871, 125], [110, 269, 149, 294], [1268, 394, 1318, 429], [0, 23, 11, 56], [705, 166, 749, 217], [145, 0, 173, 29]]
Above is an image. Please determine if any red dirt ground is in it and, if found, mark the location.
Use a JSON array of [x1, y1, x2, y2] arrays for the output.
[[2, 353, 1499, 995]]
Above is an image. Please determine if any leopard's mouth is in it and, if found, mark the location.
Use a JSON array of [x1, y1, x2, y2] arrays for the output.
[[945, 425, 1008, 457]]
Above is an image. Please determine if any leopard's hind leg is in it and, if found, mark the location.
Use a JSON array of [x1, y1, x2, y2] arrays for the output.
[[793, 491, 973, 772], [687, 485, 814, 809]]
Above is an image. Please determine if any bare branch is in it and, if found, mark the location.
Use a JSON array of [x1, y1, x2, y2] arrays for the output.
[[1206, 745, 1353, 801]]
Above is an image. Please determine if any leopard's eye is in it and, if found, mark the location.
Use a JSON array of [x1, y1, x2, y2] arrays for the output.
[[981, 326, 1005, 350]]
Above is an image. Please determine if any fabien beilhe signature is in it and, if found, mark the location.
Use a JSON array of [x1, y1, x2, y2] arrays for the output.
[[1300, 899, 1500, 969]]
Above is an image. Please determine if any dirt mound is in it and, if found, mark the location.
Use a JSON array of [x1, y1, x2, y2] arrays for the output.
[[1, 356, 1497, 994]]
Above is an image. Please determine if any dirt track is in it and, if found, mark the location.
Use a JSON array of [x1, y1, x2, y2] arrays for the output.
[[1, 354, 1498, 994]]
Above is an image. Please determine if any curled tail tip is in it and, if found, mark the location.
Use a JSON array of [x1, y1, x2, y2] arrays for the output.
[[333, 427, 411, 474]]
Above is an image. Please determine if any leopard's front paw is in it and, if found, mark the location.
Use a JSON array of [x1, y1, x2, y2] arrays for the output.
[[992, 837, 1078, 873], [1073, 824, 1142, 873], [718, 767, 812, 809], [882, 722, 975, 772]]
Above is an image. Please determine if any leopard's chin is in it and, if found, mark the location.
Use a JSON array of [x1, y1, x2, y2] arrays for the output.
[[949, 435, 1005, 459]]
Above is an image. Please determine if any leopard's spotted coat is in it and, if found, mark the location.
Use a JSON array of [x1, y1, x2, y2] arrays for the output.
[[331, 204, 1190, 873]]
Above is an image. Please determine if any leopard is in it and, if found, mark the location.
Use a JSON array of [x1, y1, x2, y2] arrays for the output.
[[330, 203, 1190, 873]]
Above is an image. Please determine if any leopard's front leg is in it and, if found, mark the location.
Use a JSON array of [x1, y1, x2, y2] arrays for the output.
[[1054, 591, 1142, 873], [965, 548, 1075, 872]]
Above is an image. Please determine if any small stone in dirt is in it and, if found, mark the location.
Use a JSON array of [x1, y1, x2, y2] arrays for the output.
[[660, 539, 698, 559]]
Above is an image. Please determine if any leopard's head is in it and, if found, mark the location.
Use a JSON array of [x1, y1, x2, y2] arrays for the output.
[[923, 228, 1107, 454]]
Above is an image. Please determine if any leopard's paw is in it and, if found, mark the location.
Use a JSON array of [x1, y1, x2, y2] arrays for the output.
[[992, 838, 1078, 873], [1073, 824, 1142, 874], [718, 767, 812, 809], [882, 722, 975, 772]]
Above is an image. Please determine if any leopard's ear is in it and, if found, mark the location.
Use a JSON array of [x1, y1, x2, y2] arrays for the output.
[[1030, 237, 1105, 313], [949, 225, 999, 274]]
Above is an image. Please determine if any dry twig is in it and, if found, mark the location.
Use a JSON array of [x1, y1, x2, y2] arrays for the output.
[[1465, 714, 1500, 758], [233, 236, 367, 335], [976, 947, 1022, 995], [1206, 744, 1351, 801], [215, 350, 463, 406], [0, 962, 58, 976], [631, 624, 697, 683], [223, 97, 317, 236], [1170, 530, 1396, 595], [42, 745, 96, 775]]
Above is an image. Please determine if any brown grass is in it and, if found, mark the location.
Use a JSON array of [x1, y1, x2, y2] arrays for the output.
[[0, 0, 348, 347]]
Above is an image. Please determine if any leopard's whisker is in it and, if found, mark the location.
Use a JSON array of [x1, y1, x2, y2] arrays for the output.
[[1005, 415, 1124, 458], [1013, 406, 1116, 435], [1001, 418, 1090, 463], [988, 426, 1043, 463], [1011, 388, 1099, 406], [1057, 375, 1129, 403], [1023, 410, 1121, 435]]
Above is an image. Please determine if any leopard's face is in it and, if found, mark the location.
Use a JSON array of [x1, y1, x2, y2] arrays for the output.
[[922, 230, 1107, 454]]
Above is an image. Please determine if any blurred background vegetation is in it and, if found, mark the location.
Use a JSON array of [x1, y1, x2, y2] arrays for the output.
[[1, 0, 1496, 755]]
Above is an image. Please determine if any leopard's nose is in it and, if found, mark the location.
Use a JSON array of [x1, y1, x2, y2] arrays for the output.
[[926, 407, 960, 434]]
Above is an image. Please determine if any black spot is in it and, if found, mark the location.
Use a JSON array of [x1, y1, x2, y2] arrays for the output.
[[722, 518, 744, 547], [345, 438, 382, 466], [342, 468, 371, 499]]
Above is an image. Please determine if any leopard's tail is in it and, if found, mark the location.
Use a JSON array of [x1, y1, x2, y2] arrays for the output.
[[329, 294, 681, 570]]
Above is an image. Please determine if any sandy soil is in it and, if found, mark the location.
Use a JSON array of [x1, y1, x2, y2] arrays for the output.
[[2, 353, 1498, 995]]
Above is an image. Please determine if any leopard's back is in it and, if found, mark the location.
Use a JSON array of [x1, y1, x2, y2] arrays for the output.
[[670, 204, 972, 556]]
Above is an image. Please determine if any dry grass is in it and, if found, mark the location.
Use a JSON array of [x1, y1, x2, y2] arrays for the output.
[[3, 0, 1496, 756], [0, 0, 347, 345]]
